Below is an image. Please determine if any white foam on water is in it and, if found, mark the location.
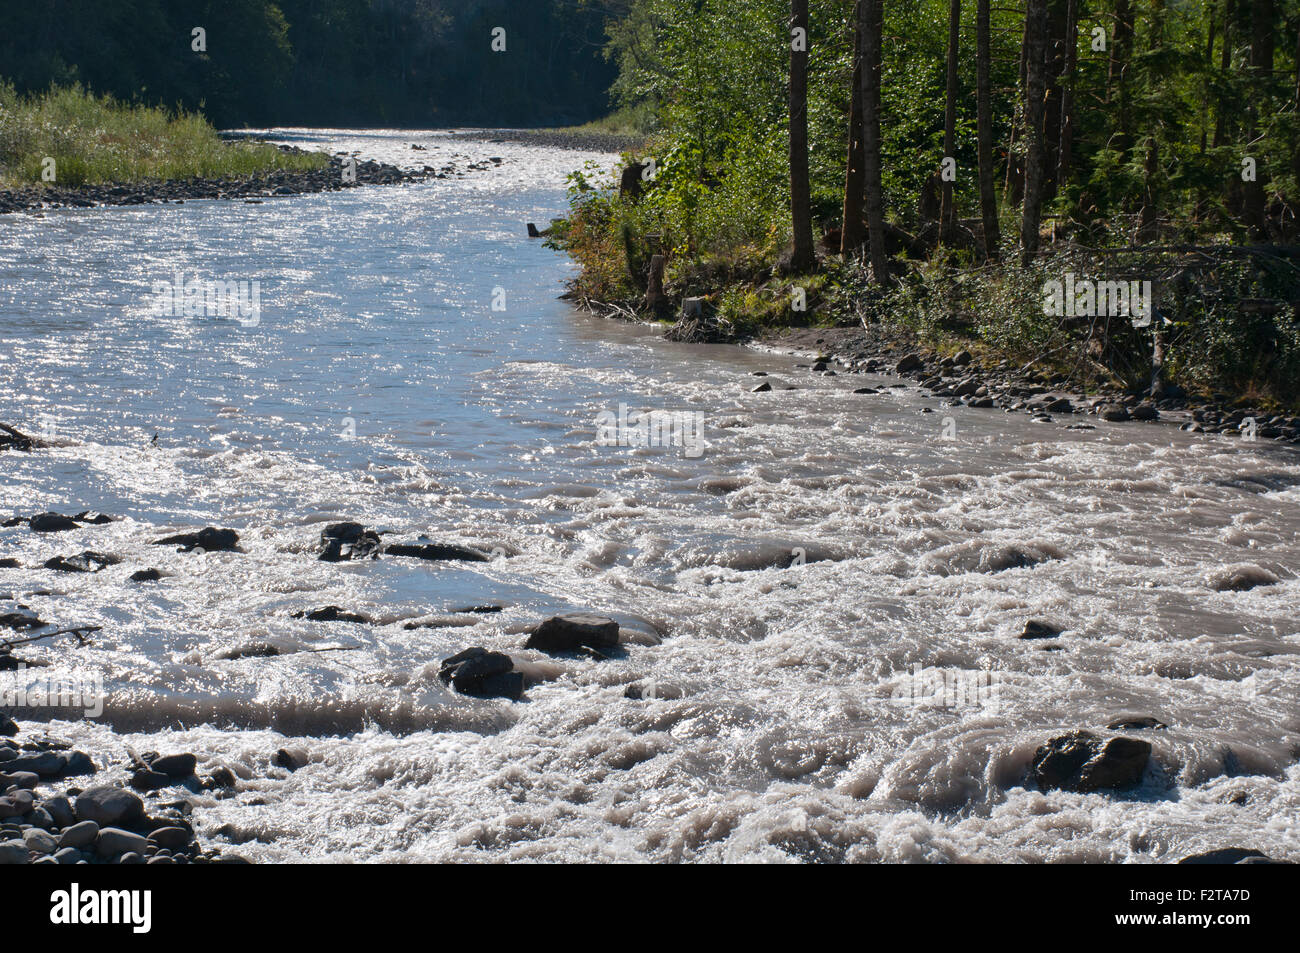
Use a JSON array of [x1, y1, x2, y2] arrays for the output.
[[1, 130, 1298, 862]]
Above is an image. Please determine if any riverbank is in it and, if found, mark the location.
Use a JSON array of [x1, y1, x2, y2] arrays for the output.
[[752, 324, 1300, 447], [0, 149, 502, 215], [451, 127, 645, 155]]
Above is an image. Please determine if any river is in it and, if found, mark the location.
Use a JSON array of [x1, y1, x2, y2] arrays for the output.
[[1, 129, 1297, 862]]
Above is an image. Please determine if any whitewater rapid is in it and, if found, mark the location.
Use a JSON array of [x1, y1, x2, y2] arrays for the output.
[[1, 129, 1297, 862]]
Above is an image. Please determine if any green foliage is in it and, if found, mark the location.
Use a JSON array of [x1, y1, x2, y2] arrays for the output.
[[0, 83, 325, 187], [0, 0, 619, 128]]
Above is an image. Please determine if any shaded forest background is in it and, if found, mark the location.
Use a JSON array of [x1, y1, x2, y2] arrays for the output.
[[0, 0, 620, 128]]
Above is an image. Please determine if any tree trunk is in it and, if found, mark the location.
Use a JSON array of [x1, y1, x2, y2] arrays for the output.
[[861, 0, 891, 285], [1201, 2, 1218, 153], [1213, 0, 1235, 149], [789, 0, 816, 272], [1138, 1, 1166, 242], [1021, 0, 1050, 264], [1108, 0, 1135, 161], [977, 0, 1001, 261], [939, 0, 960, 239], [1057, 0, 1078, 184], [1243, 0, 1274, 240], [841, 6, 866, 254], [1004, 7, 1030, 207]]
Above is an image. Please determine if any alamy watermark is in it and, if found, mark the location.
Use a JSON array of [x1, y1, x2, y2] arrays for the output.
[[890, 663, 1002, 713], [0, 664, 103, 718], [1042, 272, 1154, 327], [595, 403, 706, 458], [152, 271, 261, 327]]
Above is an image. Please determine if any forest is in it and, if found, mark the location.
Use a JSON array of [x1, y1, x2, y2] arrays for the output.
[[0, 0, 620, 128], [560, 0, 1300, 409]]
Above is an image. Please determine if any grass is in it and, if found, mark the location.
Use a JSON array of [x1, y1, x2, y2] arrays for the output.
[[0, 84, 327, 188]]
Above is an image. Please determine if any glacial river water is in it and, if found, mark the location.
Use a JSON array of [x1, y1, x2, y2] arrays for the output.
[[1, 130, 1297, 862]]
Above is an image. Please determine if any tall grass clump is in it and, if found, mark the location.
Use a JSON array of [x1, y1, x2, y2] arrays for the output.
[[0, 84, 326, 187]]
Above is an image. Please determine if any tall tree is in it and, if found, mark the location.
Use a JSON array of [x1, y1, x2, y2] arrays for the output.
[[1021, 0, 1050, 263], [861, 0, 891, 285], [841, 5, 866, 255], [977, 0, 1001, 261], [1057, 0, 1078, 184], [939, 0, 961, 239], [788, 0, 816, 272], [1243, 0, 1275, 239], [1108, 0, 1136, 162]]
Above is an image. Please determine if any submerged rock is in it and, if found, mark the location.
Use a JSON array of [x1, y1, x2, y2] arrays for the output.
[[292, 605, 370, 624], [1031, 730, 1151, 793], [44, 551, 119, 573], [525, 613, 620, 653], [29, 513, 81, 532], [273, 747, 310, 771], [318, 521, 381, 562], [1105, 713, 1168, 731], [0, 607, 44, 630], [0, 423, 41, 452], [385, 541, 489, 562], [1204, 563, 1280, 592], [1178, 848, 1280, 865], [152, 527, 240, 552], [1019, 620, 1063, 640], [438, 647, 523, 700]]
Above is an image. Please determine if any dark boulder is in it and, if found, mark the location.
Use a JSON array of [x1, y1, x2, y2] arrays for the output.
[[1019, 620, 1063, 640], [147, 753, 197, 778], [75, 786, 144, 826], [1031, 730, 1151, 793], [318, 522, 381, 562], [438, 647, 524, 700], [29, 513, 81, 532], [1098, 403, 1131, 422], [0, 607, 44, 630], [895, 353, 925, 374], [129, 568, 162, 582], [73, 512, 115, 525], [291, 606, 370, 624], [1105, 714, 1168, 731], [273, 747, 309, 771], [43, 551, 119, 573], [129, 769, 172, 792], [525, 614, 620, 653], [1179, 848, 1278, 865], [152, 527, 240, 552], [3, 750, 94, 779], [385, 542, 489, 562]]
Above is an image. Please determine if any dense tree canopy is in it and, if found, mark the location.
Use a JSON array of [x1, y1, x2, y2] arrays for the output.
[[0, 0, 621, 128]]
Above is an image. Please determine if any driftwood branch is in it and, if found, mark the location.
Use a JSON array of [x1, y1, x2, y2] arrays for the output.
[[0, 624, 102, 649]]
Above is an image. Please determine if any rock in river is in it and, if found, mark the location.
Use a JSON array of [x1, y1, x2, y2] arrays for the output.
[[75, 786, 144, 826], [152, 527, 240, 552], [318, 521, 381, 562], [1031, 730, 1151, 793], [525, 613, 621, 653], [439, 647, 524, 700], [44, 551, 119, 573], [29, 512, 81, 532], [385, 541, 490, 562]]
